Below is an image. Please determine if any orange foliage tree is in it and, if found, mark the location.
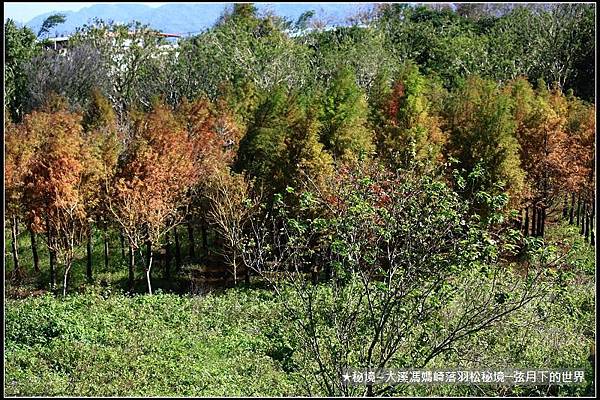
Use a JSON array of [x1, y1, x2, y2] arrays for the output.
[[21, 108, 88, 295], [5, 113, 39, 280], [507, 78, 595, 237], [81, 88, 121, 279], [108, 102, 201, 294], [175, 97, 241, 262]]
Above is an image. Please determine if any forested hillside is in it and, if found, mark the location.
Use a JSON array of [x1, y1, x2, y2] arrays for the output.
[[4, 3, 596, 397]]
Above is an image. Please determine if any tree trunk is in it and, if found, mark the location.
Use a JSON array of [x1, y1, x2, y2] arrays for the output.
[[531, 207, 537, 237], [47, 221, 56, 291], [569, 192, 575, 225], [576, 193, 581, 226], [49, 249, 56, 291], [63, 261, 72, 297], [120, 230, 126, 260], [201, 219, 209, 258], [128, 245, 135, 292], [562, 195, 568, 219], [104, 231, 109, 271], [10, 216, 21, 279], [581, 203, 590, 238], [584, 203, 590, 240], [174, 226, 181, 272], [540, 207, 546, 237], [30, 228, 40, 272], [164, 231, 171, 280], [145, 242, 153, 295], [86, 227, 93, 282], [232, 253, 238, 287], [591, 202, 595, 246], [244, 260, 250, 285], [580, 202, 586, 235], [146, 240, 152, 270], [187, 222, 196, 259], [523, 207, 529, 237]]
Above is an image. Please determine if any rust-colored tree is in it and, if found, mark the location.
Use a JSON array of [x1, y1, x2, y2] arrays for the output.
[[5, 113, 37, 281], [508, 78, 593, 237], [563, 91, 595, 242], [21, 108, 88, 295], [81, 88, 121, 280], [175, 97, 241, 263], [108, 102, 200, 294]]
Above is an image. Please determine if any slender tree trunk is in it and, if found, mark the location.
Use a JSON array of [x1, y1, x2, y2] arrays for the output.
[[580, 202, 586, 235], [562, 195, 568, 219], [46, 220, 56, 291], [174, 226, 181, 272], [569, 192, 575, 225], [232, 257, 237, 287], [10, 216, 21, 279], [591, 202, 595, 246], [576, 193, 582, 226], [63, 260, 72, 297], [145, 241, 153, 295], [201, 218, 208, 258], [104, 231, 109, 271], [128, 245, 135, 292], [49, 249, 56, 291], [187, 222, 196, 259], [540, 207, 546, 237], [120, 230, 126, 260], [531, 207, 537, 237], [146, 240, 152, 270], [30, 228, 40, 273], [86, 227, 93, 282], [581, 203, 589, 238], [584, 203, 590, 240], [164, 231, 171, 280], [524, 207, 530, 237]]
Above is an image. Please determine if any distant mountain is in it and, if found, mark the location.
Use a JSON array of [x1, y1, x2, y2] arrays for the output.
[[23, 3, 376, 37]]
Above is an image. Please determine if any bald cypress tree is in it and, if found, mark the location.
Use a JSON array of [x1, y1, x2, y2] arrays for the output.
[[444, 76, 525, 214], [374, 62, 446, 168], [236, 87, 333, 194], [318, 67, 374, 162]]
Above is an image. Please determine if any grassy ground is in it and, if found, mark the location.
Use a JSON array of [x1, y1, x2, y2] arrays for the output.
[[5, 289, 297, 396], [4, 221, 596, 396]]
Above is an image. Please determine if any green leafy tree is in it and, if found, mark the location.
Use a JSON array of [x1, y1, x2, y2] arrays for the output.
[[178, 6, 311, 100], [70, 20, 168, 120], [236, 88, 333, 193], [443, 76, 525, 213], [37, 13, 66, 37], [318, 67, 374, 161], [242, 159, 550, 396], [373, 62, 446, 168], [4, 19, 41, 121]]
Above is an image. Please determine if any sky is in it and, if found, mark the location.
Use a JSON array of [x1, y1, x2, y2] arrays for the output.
[[4, 2, 169, 23]]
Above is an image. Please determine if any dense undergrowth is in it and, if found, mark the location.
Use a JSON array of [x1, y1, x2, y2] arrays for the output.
[[4, 222, 594, 396]]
